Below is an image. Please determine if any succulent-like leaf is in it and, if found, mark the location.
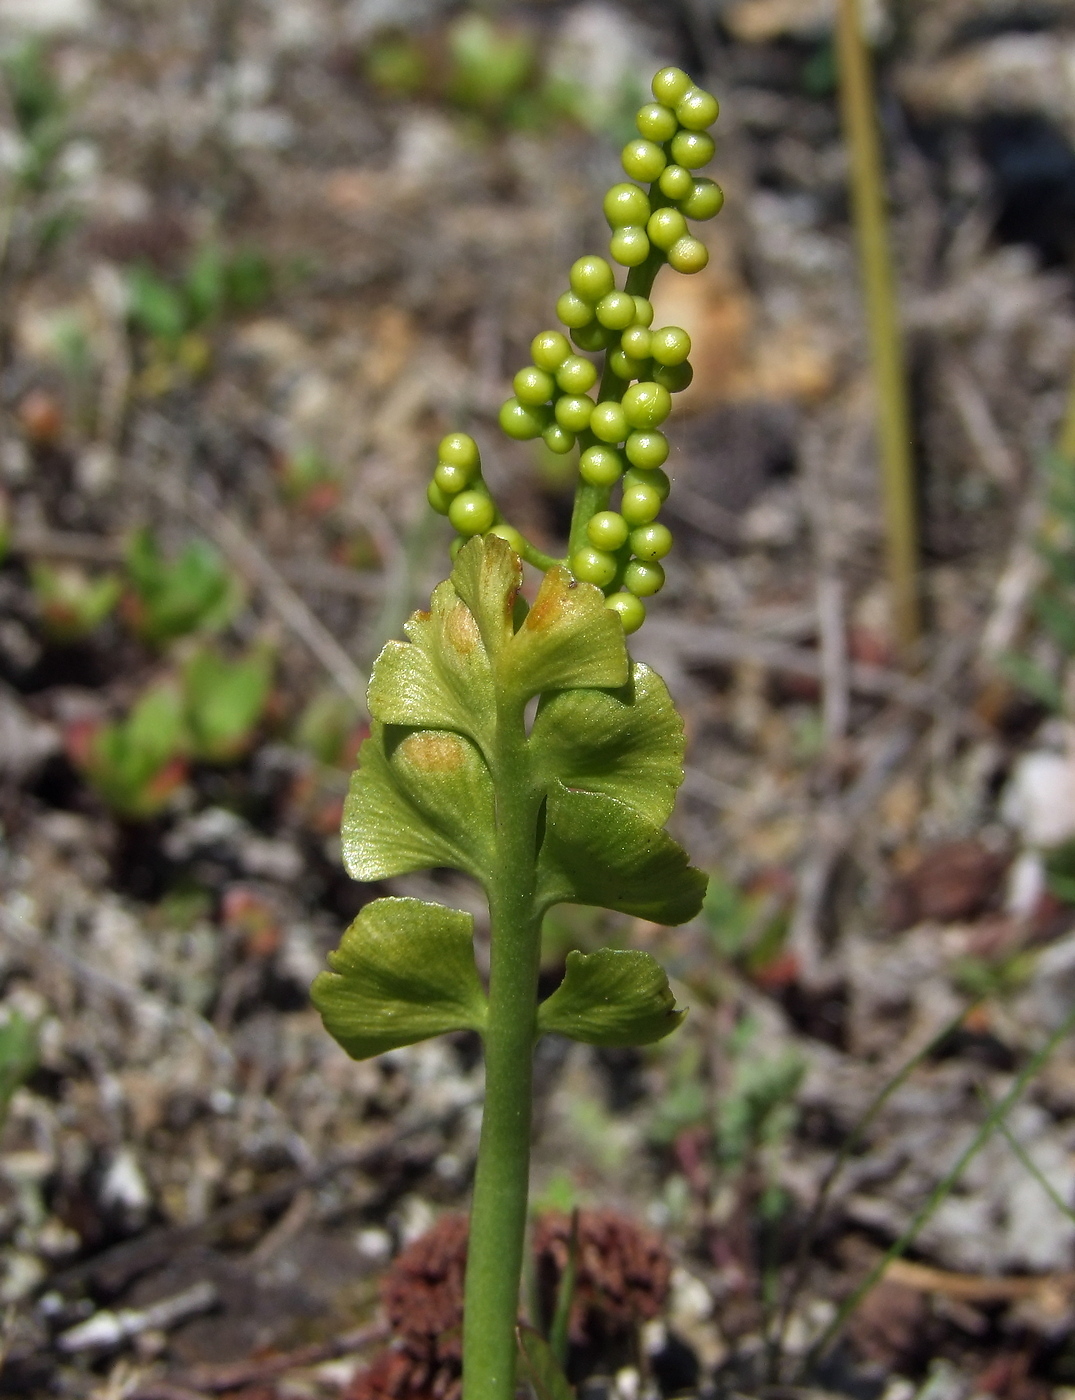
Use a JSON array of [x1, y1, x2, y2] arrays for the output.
[[501, 565, 628, 700], [538, 783, 706, 926], [342, 724, 495, 883], [530, 662, 683, 825], [313, 897, 486, 1059], [368, 580, 495, 748], [537, 948, 684, 1046]]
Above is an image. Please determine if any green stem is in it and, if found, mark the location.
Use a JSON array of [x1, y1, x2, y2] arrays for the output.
[[462, 697, 543, 1400], [977, 1084, 1075, 1227], [835, 0, 920, 655], [515, 536, 562, 572]]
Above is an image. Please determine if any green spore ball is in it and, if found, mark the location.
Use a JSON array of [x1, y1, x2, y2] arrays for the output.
[[571, 321, 615, 352], [680, 178, 724, 221], [625, 430, 669, 470], [449, 535, 465, 560], [428, 479, 451, 514], [621, 326, 653, 360], [587, 510, 629, 551], [514, 365, 556, 405], [653, 361, 693, 394], [609, 226, 650, 268], [499, 397, 547, 440], [434, 461, 472, 495], [622, 381, 672, 430], [438, 432, 481, 471], [531, 330, 571, 370], [621, 482, 662, 526], [449, 490, 496, 536], [650, 326, 691, 365], [571, 546, 618, 589], [668, 236, 709, 274], [621, 138, 667, 183], [635, 102, 678, 143], [630, 522, 673, 560], [606, 591, 646, 633], [670, 129, 715, 169], [647, 207, 688, 252], [658, 164, 693, 201], [489, 522, 525, 552], [590, 401, 629, 444], [603, 183, 650, 228], [651, 66, 694, 106], [676, 87, 719, 130], [554, 394, 594, 433], [579, 445, 624, 486], [626, 465, 670, 500], [596, 291, 636, 330], [556, 290, 595, 329], [608, 349, 649, 381], [625, 559, 666, 596], [569, 255, 615, 303], [543, 422, 576, 454], [632, 297, 654, 327], [556, 355, 598, 394]]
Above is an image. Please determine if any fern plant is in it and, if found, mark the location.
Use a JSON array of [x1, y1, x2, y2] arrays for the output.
[[312, 66, 721, 1398]]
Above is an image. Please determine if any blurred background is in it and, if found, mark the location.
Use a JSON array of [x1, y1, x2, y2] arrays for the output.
[[4, 1, 1075, 1397]]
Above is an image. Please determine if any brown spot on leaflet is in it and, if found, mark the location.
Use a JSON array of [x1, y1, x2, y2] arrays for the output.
[[399, 731, 467, 773]]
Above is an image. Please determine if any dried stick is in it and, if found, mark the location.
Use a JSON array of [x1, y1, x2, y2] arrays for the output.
[[942, 355, 1020, 489], [145, 1321, 388, 1395]]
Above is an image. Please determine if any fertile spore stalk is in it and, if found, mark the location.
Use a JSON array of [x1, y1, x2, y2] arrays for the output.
[[426, 64, 722, 636], [312, 67, 718, 1400]]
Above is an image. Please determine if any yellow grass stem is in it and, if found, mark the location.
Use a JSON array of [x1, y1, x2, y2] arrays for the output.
[[835, 0, 920, 653], [1059, 354, 1075, 462]]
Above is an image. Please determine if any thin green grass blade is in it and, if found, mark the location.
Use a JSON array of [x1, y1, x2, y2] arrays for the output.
[[800, 1002, 1075, 1377], [517, 1325, 575, 1400]]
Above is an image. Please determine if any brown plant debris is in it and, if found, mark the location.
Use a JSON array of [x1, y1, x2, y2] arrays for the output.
[[349, 1215, 469, 1400], [532, 1208, 672, 1348]]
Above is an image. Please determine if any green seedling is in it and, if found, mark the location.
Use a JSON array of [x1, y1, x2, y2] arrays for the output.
[[126, 242, 273, 344], [717, 1017, 804, 1174], [123, 527, 240, 645], [364, 14, 536, 124], [276, 445, 341, 513], [31, 563, 121, 642], [181, 643, 274, 764], [0, 1010, 38, 1133], [702, 872, 791, 980], [0, 40, 67, 193], [125, 241, 272, 394], [293, 688, 364, 769], [445, 12, 536, 119], [1044, 839, 1075, 906], [66, 682, 188, 819], [999, 453, 1075, 711], [312, 67, 721, 1399], [362, 11, 631, 136]]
